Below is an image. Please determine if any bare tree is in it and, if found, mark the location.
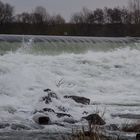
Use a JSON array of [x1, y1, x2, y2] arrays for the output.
[[128, 0, 140, 24], [70, 12, 83, 24], [70, 7, 91, 24], [0, 1, 14, 24], [104, 7, 122, 24], [16, 12, 32, 24], [49, 14, 65, 25], [93, 8, 104, 24], [31, 6, 50, 24]]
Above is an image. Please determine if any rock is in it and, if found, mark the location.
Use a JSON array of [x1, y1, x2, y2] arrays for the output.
[[82, 111, 88, 115], [57, 106, 68, 112], [56, 113, 72, 118], [44, 88, 51, 92], [136, 134, 140, 140], [0, 123, 10, 129], [122, 124, 140, 132], [43, 108, 55, 113], [48, 92, 58, 99], [44, 89, 58, 99], [42, 96, 52, 104], [105, 124, 119, 131], [33, 114, 51, 125], [64, 95, 90, 105], [82, 114, 106, 125], [11, 123, 31, 130], [38, 116, 50, 125]]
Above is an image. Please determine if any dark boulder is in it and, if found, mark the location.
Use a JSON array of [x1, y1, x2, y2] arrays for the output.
[[82, 114, 106, 125], [136, 134, 140, 140], [56, 113, 72, 118], [64, 95, 90, 105], [43, 108, 55, 113], [38, 116, 50, 125], [33, 115, 51, 125]]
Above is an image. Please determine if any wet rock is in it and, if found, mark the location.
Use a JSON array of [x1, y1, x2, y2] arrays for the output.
[[38, 116, 50, 125], [82, 111, 88, 115], [136, 134, 140, 140], [0, 123, 10, 129], [105, 124, 119, 131], [48, 92, 58, 99], [122, 124, 140, 132], [42, 89, 58, 104], [57, 106, 68, 112], [43, 108, 55, 113], [33, 114, 51, 125], [64, 95, 90, 105], [11, 123, 31, 130], [42, 96, 52, 104], [56, 113, 72, 118], [82, 114, 106, 125], [44, 89, 58, 99], [44, 88, 51, 92]]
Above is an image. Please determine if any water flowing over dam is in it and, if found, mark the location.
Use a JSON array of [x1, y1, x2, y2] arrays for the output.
[[0, 35, 139, 139], [0, 35, 139, 54]]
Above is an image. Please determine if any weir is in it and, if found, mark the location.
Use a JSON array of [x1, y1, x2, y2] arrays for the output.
[[0, 35, 139, 54]]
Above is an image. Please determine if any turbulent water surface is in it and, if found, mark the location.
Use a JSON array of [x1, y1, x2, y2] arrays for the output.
[[0, 35, 140, 139]]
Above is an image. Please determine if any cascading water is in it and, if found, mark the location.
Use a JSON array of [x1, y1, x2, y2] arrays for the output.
[[0, 35, 139, 54], [0, 35, 139, 139]]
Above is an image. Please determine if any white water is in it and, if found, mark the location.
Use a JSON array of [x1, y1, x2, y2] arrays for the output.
[[0, 43, 140, 131]]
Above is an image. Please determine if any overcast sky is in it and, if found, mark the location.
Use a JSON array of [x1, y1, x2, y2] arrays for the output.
[[2, 0, 129, 21]]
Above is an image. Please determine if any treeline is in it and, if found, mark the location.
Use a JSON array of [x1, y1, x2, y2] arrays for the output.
[[0, 0, 140, 36]]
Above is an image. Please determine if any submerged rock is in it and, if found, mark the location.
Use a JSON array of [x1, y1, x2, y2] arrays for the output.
[[44, 88, 51, 92], [64, 95, 90, 105], [44, 89, 58, 99], [82, 114, 106, 125], [11, 123, 31, 130], [42, 89, 58, 104], [42, 96, 52, 104], [114, 65, 122, 68], [43, 108, 55, 113], [82, 111, 88, 115], [0, 123, 10, 129], [105, 124, 119, 131], [56, 113, 72, 118], [57, 106, 68, 112]]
